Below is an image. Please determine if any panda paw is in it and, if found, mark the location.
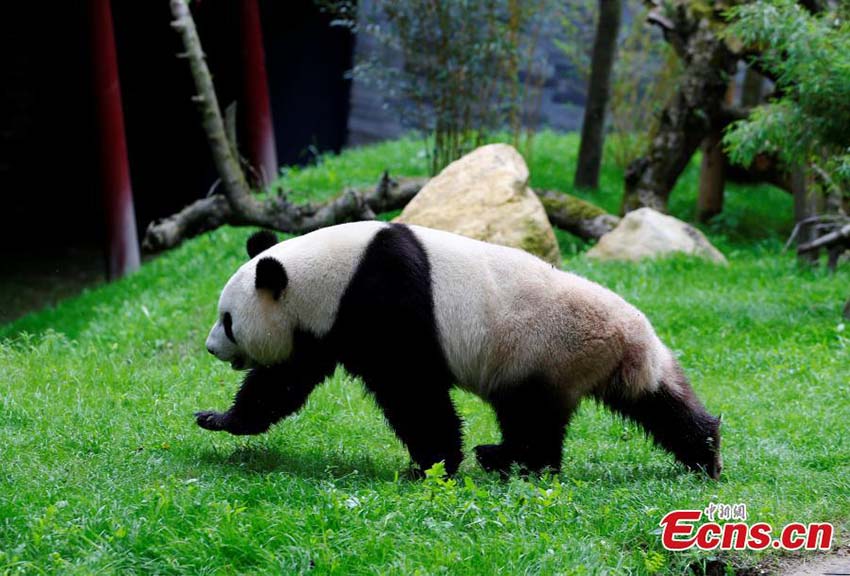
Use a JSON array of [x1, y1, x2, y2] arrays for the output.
[[195, 410, 228, 431], [195, 410, 271, 435]]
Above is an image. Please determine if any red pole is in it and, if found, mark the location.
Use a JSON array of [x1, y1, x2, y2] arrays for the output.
[[241, 0, 278, 186], [90, 0, 140, 279]]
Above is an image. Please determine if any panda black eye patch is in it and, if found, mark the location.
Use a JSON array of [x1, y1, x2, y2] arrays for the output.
[[222, 312, 236, 344]]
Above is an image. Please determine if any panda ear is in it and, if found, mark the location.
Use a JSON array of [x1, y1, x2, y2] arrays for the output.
[[255, 257, 288, 300], [246, 230, 279, 259]]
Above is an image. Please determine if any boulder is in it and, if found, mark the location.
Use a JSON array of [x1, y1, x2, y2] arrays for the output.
[[395, 144, 561, 265], [586, 207, 727, 263]]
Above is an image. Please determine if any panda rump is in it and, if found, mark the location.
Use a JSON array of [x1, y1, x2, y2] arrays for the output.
[[200, 222, 722, 479]]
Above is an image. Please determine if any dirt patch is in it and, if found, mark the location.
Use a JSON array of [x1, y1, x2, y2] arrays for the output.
[[774, 545, 850, 576], [689, 546, 849, 575]]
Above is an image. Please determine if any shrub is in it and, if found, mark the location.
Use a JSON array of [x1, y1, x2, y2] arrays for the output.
[[340, 0, 555, 174]]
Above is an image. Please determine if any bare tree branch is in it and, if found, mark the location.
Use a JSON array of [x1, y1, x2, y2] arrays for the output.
[[170, 0, 261, 219], [144, 174, 618, 252]]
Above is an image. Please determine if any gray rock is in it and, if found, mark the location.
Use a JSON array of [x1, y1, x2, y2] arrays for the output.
[[586, 208, 726, 264]]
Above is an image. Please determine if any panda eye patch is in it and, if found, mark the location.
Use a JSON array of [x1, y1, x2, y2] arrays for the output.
[[222, 312, 236, 344]]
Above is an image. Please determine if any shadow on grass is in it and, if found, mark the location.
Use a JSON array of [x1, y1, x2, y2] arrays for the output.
[[193, 440, 692, 487], [194, 443, 400, 482]]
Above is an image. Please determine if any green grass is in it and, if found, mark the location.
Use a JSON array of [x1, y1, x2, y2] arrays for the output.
[[2, 133, 848, 574]]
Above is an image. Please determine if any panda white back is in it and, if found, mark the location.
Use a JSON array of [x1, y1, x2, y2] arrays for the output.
[[407, 225, 557, 392], [407, 225, 670, 399]]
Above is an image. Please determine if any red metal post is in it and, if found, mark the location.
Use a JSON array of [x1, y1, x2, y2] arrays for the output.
[[90, 0, 140, 279], [241, 0, 278, 186]]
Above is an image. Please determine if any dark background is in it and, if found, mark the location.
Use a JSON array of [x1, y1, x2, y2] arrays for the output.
[[0, 0, 354, 254]]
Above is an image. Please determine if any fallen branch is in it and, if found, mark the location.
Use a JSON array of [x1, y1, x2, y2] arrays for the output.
[[788, 214, 850, 273], [783, 214, 846, 252], [797, 222, 850, 254], [148, 2, 426, 253], [143, 173, 427, 252]]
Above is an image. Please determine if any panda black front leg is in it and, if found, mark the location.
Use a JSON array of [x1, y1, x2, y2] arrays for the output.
[[196, 365, 292, 435], [477, 377, 574, 476], [196, 353, 335, 436]]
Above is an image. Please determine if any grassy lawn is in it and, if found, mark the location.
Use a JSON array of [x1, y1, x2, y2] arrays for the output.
[[1, 133, 848, 574]]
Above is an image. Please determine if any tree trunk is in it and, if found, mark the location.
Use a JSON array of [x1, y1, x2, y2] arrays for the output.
[[697, 82, 734, 222], [621, 2, 737, 213], [792, 167, 824, 264], [697, 130, 725, 222], [574, 0, 622, 190]]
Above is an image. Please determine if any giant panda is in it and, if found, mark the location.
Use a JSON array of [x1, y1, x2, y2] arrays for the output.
[[200, 221, 722, 479]]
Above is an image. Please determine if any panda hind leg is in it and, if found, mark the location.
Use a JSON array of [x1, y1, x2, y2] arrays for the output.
[[477, 377, 573, 477]]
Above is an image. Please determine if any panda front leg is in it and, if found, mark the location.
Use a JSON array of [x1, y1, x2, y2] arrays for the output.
[[476, 378, 573, 477], [366, 377, 464, 477], [196, 357, 335, 435]]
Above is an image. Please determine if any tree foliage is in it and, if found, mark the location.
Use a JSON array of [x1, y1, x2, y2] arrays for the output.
[[723, 0, 850, 192]]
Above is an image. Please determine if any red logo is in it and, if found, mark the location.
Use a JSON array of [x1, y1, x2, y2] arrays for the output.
[[659, 507, 833, 551]]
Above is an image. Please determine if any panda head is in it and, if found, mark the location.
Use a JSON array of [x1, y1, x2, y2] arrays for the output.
[[206, 230, 292, 370]]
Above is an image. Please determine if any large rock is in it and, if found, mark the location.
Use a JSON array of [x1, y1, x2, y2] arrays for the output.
[[586, 207, 727, 263], [395, 144, 561, 265]]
